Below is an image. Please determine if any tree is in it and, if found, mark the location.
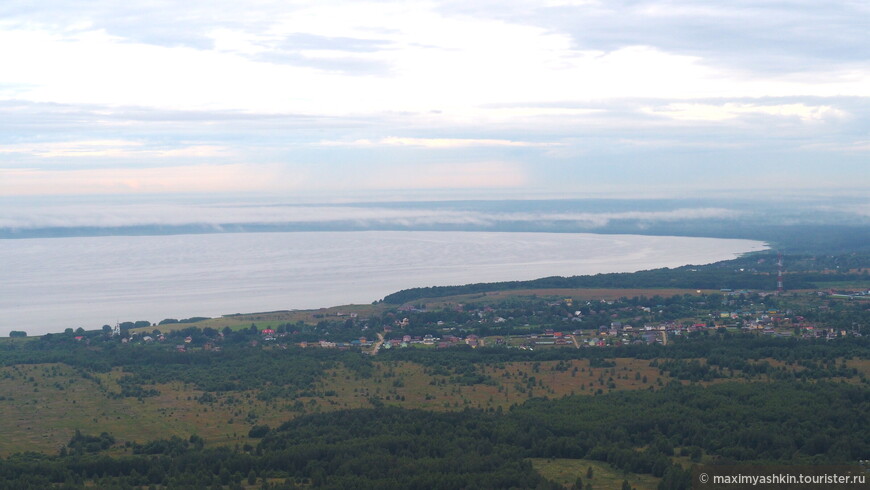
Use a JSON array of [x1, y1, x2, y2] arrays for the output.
[[248, 425, 270, 438], [9, 330, 27, 338]]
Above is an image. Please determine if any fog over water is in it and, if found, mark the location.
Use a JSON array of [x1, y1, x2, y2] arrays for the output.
[[0, 231, 766, 336]]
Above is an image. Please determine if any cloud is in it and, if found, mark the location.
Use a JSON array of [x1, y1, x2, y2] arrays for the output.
[[0, 140, 229, 159], [4, 4, 867, 117], [799, 140, 870, 153], [494, 208, 745, 227], [643, 102, 848, 123], [0, 199, 745, 231], [318, 137, 559, 148], [0, 202, 484, 229], [362, 161, 528, 190], [458, 0, 870, 74], [0, 1, 867, 198], [0, 163, 297, 195]]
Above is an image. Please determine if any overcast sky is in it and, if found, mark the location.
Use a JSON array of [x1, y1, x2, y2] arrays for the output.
[[1, 0, 868, 199]]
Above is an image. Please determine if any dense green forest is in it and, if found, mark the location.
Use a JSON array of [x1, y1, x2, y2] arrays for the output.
[[382, 251, 870, 304]]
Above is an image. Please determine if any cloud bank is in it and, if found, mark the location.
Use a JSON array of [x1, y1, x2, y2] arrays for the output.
[[0, 1, 867, 197]]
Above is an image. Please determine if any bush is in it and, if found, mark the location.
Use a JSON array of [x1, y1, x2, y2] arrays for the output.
[[248, 424, 271, 438]]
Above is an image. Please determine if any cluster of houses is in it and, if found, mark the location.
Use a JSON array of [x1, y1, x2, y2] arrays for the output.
[[101, 287, 865, 353], [297, 309, 862, 353]]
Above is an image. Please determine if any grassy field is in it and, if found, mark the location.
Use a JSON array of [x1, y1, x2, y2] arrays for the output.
[[7, 353, 861, 457], [131, 303, 389, 334], [529, 458, 661, 489], [0, 357, 676, 456], [0, 363, 257, 455], [130, 287, 718, 335]]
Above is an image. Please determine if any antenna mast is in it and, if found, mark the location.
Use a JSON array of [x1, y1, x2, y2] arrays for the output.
[[776, 252, 784, 295]]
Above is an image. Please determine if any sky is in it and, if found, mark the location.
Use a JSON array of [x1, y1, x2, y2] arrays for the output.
[[0, 0, 868, 199]]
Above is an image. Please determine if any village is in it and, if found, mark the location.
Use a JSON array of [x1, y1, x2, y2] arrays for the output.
[[97, 286, 868, 354], [284, 287, 868, 353]]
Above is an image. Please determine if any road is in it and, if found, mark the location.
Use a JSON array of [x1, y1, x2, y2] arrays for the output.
[[569, 334, 580, 349], [369, 332, 385, 355]]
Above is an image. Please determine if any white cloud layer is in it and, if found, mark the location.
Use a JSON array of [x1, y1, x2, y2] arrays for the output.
[[643, 103, 848, 122], [0, 0, 867, 196], [0, 200, 741, 230], [0, 140, 228, 158]]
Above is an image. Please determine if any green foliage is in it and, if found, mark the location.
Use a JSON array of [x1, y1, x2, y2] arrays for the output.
[[382, 251, 870, 303], [67, 430, 115, 454], [512, 381, 870, 465], [247, 425, 270, 438], [0, 378, 866, 488]]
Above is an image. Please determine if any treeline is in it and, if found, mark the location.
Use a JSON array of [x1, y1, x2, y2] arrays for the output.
[[381, 252, 870, 304], [3, 330, 868, 401], [383, 269, 817, 304], [0, 381, 866, 489], [380, 335, 870, 367], [0, 340, 361, 399], [512, 381, 869, 465]]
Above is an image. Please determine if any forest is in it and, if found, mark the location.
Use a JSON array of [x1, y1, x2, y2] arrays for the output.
[[382, 251, 870, 304], [0, 381, 866, 489]]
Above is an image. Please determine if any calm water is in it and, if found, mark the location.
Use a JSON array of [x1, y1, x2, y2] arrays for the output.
[[0, 231, 766, 335]]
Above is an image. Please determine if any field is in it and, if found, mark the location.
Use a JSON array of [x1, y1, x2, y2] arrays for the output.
[[131, 303, 389, 333], [0, 357, 670, 456], [5, 353, 865, 457], [529, 458, 661, 490], [130, 288, 719, 334]]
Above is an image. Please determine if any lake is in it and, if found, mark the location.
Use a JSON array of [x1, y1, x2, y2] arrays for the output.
[[0, 231, 766, 335]]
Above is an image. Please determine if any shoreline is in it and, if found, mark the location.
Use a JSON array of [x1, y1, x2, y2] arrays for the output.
[[0, 230, 767, 336]]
